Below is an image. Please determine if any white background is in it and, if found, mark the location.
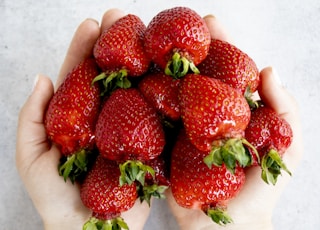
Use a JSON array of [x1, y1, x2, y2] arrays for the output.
[[1, 0, 319, 229]]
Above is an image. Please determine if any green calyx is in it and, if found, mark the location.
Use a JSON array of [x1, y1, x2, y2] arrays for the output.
[[58, 149, 89, 183], [83, 217, 128, 230], [119, 160, 155, 186], [119, 160, 168, 205], [138, 184, 168, 206], [261, 149, 292, 185], [206, 207, 233, 226], [164, 52, 199, 79], [204, 138, 259, 173], [92, 69, 131, 96]]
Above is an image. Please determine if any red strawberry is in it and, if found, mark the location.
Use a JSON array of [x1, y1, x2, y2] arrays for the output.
[[144, 7, 211, 78], [80, 155, 137, 230], [197, 39, 259, 104], [179, 74, 255, 172], [138, 72, 181, 120], [171, 130, 245, 225], [197, 39, 260, 93], [93, 14, 150, 93], [95, 88, 165, 161], [245, 105, 293, 185], [44, 58, 101, 182], [95, 88, 166, 189]]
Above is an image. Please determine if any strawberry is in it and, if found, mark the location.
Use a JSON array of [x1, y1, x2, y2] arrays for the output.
[[44, 58, 101, 182], [179, 74, 256, 172], [144, 7, 211, 78], [93, 14, 150, 94], [170, 130, 245, 225], [245, 104, 293, 185], [80, 155, 137, 230], [197, 39, 259, 105], [95, 88, 166, 190], [138, 72, 181, 120]]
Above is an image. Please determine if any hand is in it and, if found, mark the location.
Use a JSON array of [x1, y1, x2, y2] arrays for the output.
[[16, 9, 150, 230], [165, 15, 303, 230]]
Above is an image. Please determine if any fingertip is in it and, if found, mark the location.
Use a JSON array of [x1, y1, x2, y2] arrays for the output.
[[203, 14, 233, 43], [258, 67, 298, 116], [57, 18, 100, 87], [100, 8, 126, 32]]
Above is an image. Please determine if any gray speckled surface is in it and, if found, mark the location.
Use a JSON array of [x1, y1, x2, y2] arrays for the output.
[[1, 0, 319, 229]]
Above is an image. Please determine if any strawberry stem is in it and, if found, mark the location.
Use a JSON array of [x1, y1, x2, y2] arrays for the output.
[[92, 69, 131, 95], [204, 138, 256, 173], [138, 184, 168, 206], [119, 160, 155, 186], [261, 149, 292, 185], [58, 149, 90, 183], [83, 216, 129, 230], [206, 207, 233, 225], [165, 52, 199, 79]]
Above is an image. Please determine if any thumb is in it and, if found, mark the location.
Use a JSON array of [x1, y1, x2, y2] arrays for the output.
[[16, 74, 54, 173]]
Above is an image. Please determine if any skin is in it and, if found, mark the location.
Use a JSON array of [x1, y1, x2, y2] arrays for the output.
[[16, 9, 303, 230]]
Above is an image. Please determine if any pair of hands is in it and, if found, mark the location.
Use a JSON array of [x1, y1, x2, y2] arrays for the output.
[[16, 9, 303, 230]]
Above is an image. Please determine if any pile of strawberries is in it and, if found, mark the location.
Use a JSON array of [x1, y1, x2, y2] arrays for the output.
[[44, 7, 293, 229]]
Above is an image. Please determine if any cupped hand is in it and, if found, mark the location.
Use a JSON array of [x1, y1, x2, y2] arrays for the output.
[[16, 9, 150, 230], [165, 15, 303, 230]]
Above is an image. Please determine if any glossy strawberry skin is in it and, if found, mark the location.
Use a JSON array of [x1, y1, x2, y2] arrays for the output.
[[45, 59, 101, 156], [95, 88, 165, 161], [94, 14, 150, 76], [144, 7, 210, 69], [80, 155, 137, 220], [197, 39, 259, 95], [138, 73, 181, 120], [245, 105, 293, 165], [179, 74, 251, 152], [171, 130, 245, 210]]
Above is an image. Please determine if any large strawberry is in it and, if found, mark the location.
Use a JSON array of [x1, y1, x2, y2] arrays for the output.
[[138, 72, 181, 121], [144, 7, 211, 78], [179, 74, 256, 172], [245, 104, 293, 185], [44, 58, 101, 182], [95, 88, 166, 190], [93, 14, 150, 94], [80, 155, 137, 230], [171, 130, 245, 225], [197, 39, 259, 105]]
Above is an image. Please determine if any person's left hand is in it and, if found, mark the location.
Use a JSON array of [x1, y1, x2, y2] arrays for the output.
[[16, 9, 151, 230]]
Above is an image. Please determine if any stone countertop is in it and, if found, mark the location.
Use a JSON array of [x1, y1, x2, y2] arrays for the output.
[[1, 0, 319, 229]]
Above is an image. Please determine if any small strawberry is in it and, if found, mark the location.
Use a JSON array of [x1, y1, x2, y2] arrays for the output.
[[197, 39, 259, 105], [80, 155, 137, 230], [44, 59, 101, 182], [95, 88, 166, 190], [179, 74, 256, 172], [245, 104, 293, 185], [138, 72, 181, 120], [144, 7, 211, 78], [93, 14, 150, 94], [171, 130, 245, 225]]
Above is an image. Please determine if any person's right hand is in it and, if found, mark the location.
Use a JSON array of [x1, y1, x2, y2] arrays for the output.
[[165, 15, 303, 230]]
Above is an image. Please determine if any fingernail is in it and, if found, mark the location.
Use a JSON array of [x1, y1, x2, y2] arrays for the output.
[[32, 74, 40, 92], [271, 67, 282, 86]]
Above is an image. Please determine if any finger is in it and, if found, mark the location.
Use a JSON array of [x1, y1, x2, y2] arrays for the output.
[[258, 67, 298, 116], [203, 15, 233, 43], [56, 18, 100, 89], [16, 74, 54, 170], [100, 8, 126, 33]]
